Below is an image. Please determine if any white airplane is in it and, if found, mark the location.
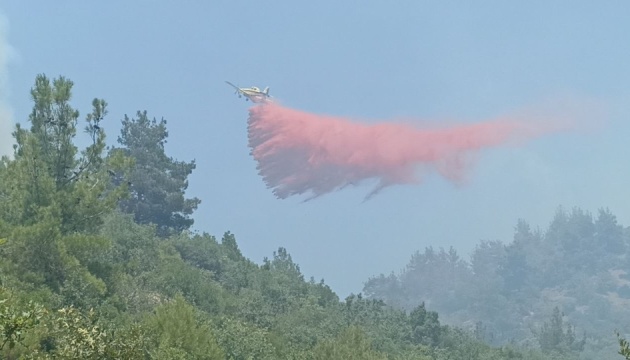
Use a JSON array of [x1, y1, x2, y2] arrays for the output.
[[225, 81, 270, 103]]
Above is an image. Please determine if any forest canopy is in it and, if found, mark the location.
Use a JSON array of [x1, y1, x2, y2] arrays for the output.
[[1, 75, 627, 359]]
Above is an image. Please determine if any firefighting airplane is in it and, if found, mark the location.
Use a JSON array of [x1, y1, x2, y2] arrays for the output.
[[225, 81, 270, 103]]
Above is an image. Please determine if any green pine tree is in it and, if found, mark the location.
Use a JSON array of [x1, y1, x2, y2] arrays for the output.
[[111, 111, 200, 237]]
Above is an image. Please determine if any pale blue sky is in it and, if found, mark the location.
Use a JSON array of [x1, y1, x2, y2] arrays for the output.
[[2, 1, 630, 296]]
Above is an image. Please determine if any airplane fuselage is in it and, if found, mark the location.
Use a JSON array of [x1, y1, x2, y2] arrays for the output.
[[226, 81, 270, 103]]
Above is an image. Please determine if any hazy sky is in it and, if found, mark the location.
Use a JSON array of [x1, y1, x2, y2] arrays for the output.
[[0, 12, 13, 156], [2, 1, 630, 296]]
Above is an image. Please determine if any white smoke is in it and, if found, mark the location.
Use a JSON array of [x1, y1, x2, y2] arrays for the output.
[[0, 12, 13, 157]]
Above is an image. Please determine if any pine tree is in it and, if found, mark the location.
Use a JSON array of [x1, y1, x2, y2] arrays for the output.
[[111, 111, 200, 237], [0, 74, 128, 293]]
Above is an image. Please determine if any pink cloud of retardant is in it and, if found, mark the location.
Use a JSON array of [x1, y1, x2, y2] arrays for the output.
[[248, 101, 566, 200]]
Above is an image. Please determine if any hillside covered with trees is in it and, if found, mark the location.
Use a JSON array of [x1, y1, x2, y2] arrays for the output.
[[0, 74, 625, 359], [365, 206, 630, 359]]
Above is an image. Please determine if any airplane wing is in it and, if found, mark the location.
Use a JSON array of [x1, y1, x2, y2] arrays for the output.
[[225, 81, 242, 93]]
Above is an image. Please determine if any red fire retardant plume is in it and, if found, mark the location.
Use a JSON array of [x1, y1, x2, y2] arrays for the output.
[[248, 102, 558, 200]]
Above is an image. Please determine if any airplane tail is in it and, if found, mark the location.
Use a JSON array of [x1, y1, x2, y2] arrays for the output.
[[263, 86, 270, 96]]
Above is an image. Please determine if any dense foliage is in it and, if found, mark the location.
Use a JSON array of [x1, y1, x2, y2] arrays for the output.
[[110, 110, 201, 237], [0, 74, 622, 359], [365, 207, 630, 359]]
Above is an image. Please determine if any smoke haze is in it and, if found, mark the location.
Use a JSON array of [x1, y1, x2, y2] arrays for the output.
[[0, 13, 12, 157], [248, 102, 564, 200]]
